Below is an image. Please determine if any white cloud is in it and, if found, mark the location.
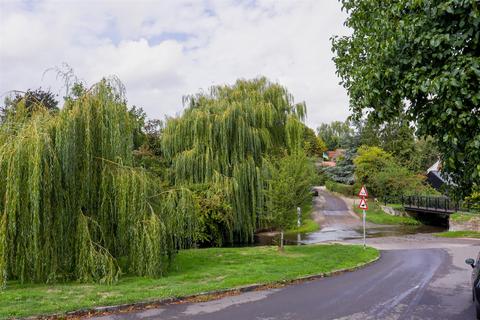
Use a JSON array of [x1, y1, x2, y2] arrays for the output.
[[0, 0, 350, 128]]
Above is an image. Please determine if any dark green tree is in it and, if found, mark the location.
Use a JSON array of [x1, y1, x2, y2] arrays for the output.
[[316, 120, 353, 150], [332, 0, 480, 196], [356, 115, 416, 166], [1, 88, 58, 121], [303, 126, 327, 157]]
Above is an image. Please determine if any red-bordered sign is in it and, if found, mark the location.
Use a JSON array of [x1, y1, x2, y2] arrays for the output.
[[358, 197, 368, 210], [358, 185, 368, 198]]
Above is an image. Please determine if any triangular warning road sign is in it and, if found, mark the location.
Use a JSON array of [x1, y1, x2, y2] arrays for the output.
[[358, 197, 368, 210], [358, 185, 368, 198]]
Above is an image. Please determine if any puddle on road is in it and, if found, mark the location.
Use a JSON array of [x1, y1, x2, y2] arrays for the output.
[[255, 224, 446, 246]]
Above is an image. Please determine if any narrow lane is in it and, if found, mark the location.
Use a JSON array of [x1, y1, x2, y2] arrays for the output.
[[303, 187, 363, 243]]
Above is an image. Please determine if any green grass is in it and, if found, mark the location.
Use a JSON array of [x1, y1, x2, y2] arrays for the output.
[[0, 244, 378, 319], [449, 212, 480, 223], [354, 202, 420, 225], [286, 201, 319, 235], [387, 203, 405, 210], [433, 231, 480, 238]]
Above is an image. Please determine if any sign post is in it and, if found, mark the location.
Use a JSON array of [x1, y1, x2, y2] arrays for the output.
[[357, 186, 368, 249]]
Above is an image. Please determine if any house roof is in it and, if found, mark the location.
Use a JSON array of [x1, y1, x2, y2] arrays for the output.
[[319, 161, 336, 167], [427, 160, 442, 173]]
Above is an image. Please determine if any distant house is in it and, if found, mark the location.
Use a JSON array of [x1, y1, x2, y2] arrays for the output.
[[319, 149, 346, 167], [426, 160, 446, 190]]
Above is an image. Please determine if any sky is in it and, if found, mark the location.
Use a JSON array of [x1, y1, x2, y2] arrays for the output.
[[0, 0, 351, 128]]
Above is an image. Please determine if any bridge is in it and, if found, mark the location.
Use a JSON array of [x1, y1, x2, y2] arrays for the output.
[[382, 195, 478, 215], [401, 196, 457, 214]]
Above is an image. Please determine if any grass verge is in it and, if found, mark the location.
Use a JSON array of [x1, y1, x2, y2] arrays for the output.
[[354, 202, 420, 225], [433, 231, 480, 238], [386, 203, 405, 211], [449, 212, 480, 223], [285, 201, 319, 235], [1, 244, 378, 318]]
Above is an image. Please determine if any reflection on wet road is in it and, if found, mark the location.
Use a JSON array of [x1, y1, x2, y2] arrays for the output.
[[294, 187, 445, 244]]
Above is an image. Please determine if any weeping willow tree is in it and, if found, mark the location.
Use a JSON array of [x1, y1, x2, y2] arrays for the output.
[[0, 79, 197, 287], [162, 78, 306, 244]]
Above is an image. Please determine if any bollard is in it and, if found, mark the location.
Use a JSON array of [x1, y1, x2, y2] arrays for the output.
[[297, 207, 301, 227]]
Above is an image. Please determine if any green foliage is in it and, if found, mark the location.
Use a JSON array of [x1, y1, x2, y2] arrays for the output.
[[356, 115, 416, 166], [408, 136, 441, 173], [316, 120, 353, 150], [161, 78, 306, 243], [449, 212, 478, 223], [332, 0, 480, 196], [190, 183, 234, 247], [0, 79, 197, 287], [303, 126, 327, 157], [354, 146, 430, 197], [353, 146, 394, 192], [322, 148, 356, 185], [1, 88, 59, 122], [465, 186, 480, 212], [323, 164, 355, 185], [265, 153, 317, 233], [325, 180, 354, 197], [353, 202, 420, 225]]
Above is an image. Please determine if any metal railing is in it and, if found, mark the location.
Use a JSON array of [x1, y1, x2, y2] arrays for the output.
[[381, 195, 480, 214]]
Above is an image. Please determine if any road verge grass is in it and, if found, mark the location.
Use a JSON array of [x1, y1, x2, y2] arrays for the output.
[[354, 202, 420, 225], [433, 231, 480, 238], [1, 244, 378, 318]]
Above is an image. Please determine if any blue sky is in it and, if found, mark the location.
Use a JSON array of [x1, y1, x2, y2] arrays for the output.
[[0, 0, 350, 128]]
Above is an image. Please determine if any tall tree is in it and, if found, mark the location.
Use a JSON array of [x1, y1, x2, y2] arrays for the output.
[[0, 79, 197, 287], [161, 78, 306, 243], [356, 115, 416, 165], [303, 126, 327, 157], [316, 120, 353, 150], [332, 0, 480, 196], [265, 153, 316, 250]]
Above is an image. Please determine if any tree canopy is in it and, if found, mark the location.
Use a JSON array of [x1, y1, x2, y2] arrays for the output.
[[1, 88, 59, 122], [316, 120, 353, 150], [265, 153, 316, 248], [303, 126, 327, 157], [332, 0, 480, 196], [0, 79, 197, 287], [353, 146, 431, 197], [161, 78, 307, 243]]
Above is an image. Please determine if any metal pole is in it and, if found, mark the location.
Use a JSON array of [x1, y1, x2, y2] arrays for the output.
[[363, 209, 366, 249]]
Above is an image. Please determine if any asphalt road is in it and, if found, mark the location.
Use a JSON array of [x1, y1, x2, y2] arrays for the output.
[[91, 190, 480, 320]]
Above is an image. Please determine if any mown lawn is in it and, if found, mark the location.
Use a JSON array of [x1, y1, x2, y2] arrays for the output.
[[0, 244, 378, 319], [434, 231, 480, 238], [354, 202, 420, 225]]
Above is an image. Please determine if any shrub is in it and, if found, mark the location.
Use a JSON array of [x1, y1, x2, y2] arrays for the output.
[[325, 180, 354, 197], [354, 145, 432, 198]]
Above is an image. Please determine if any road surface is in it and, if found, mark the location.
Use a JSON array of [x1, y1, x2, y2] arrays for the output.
[[91, 190, 480, 320]]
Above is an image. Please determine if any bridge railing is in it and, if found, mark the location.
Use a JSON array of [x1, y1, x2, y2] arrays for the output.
[[381, 195, 480, 214], [402, 195, 457, 212]]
